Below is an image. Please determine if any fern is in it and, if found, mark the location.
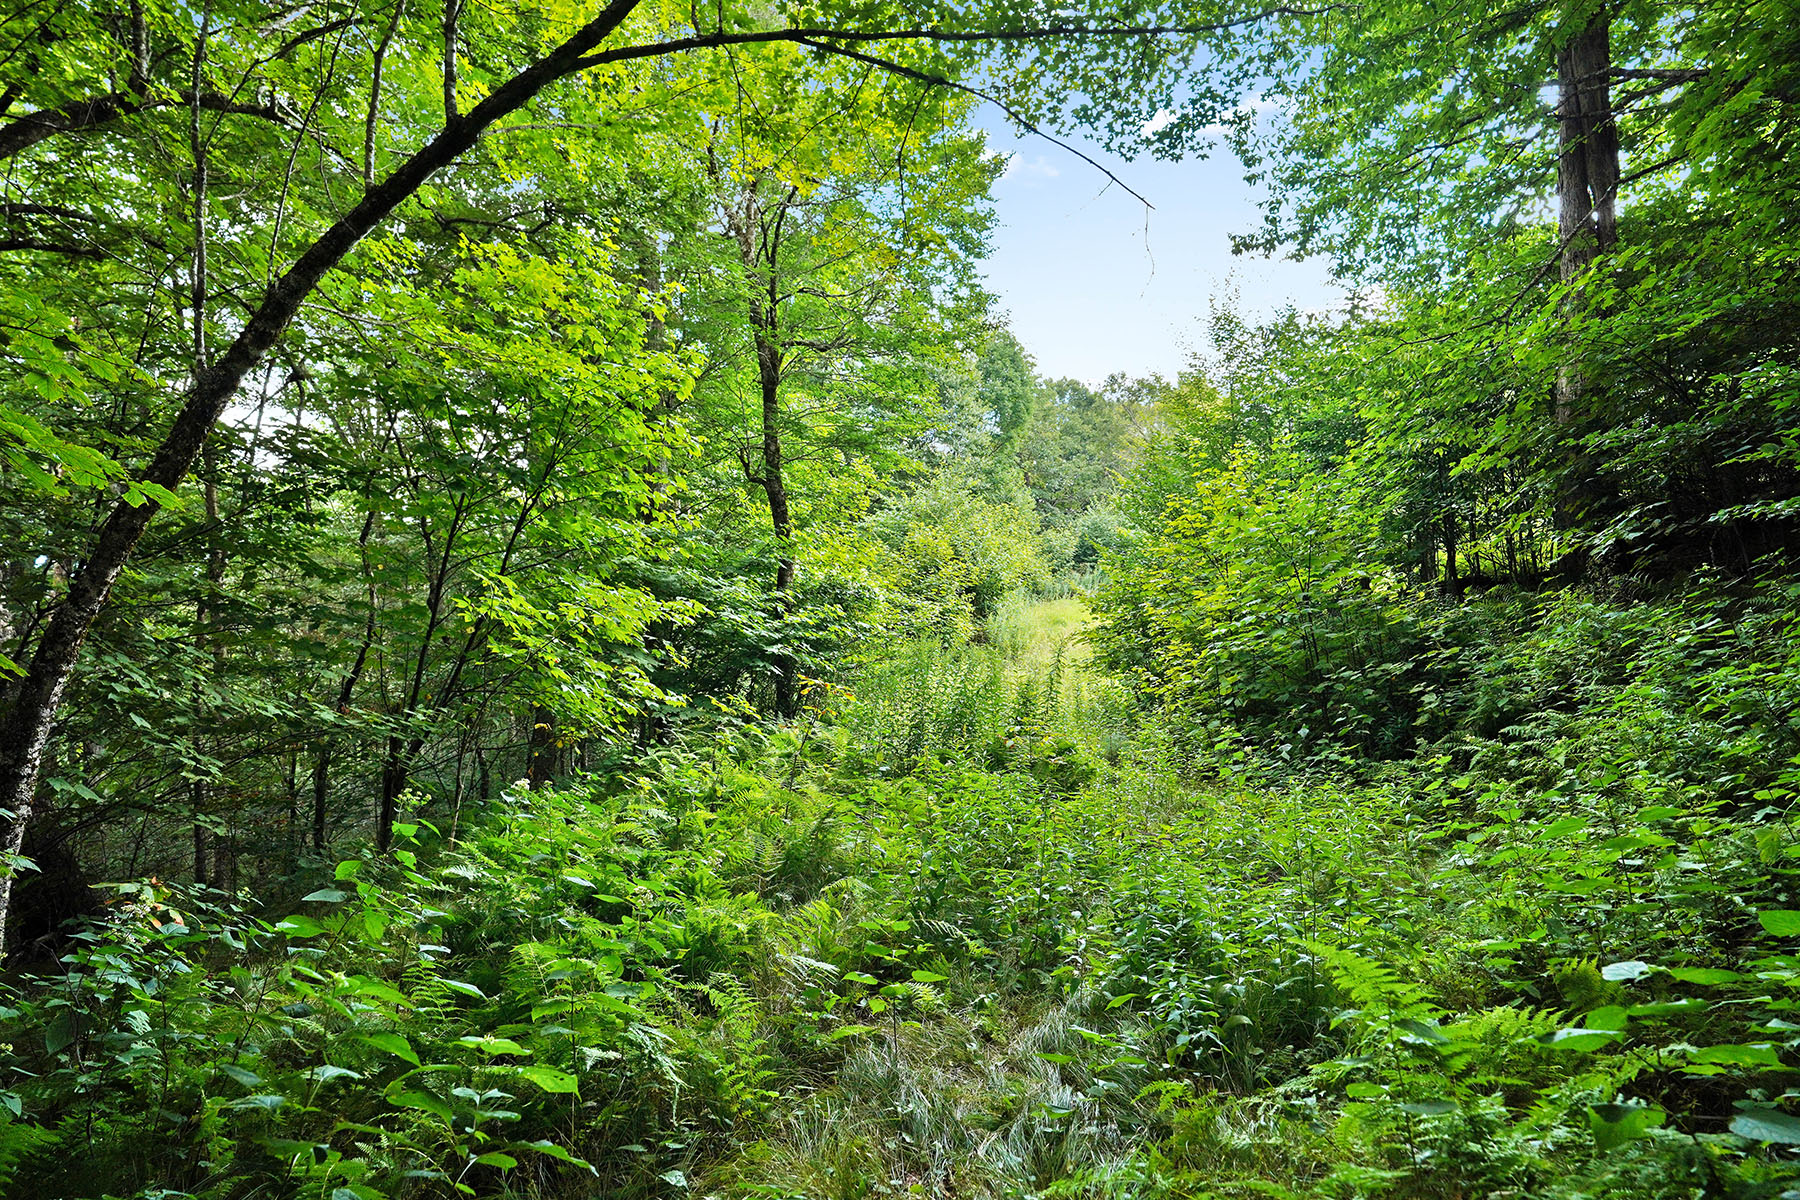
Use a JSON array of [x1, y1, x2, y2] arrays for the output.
[[704, 971, 761, 1032], [776, 952, 842, 992], [1307, 942, 1439, 1023], [1438, 1004, 1563, 1076], [402, 969, 468, 1022], [0, 1116, 55, 1191]]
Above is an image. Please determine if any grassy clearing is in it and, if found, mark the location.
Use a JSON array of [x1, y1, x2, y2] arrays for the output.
[[835, 595, 1135, 770]]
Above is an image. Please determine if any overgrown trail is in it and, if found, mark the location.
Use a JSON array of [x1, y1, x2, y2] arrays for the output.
[[694, 595, 1800, 1198], [692, 596, 1431, 1197], [7, 596, 1800, 1198]]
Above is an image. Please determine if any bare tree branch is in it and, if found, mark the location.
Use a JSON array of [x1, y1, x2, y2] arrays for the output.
[[0, 89, 287, 161], [573, 10, 1347, 69], [791, 35, 1155, 208]]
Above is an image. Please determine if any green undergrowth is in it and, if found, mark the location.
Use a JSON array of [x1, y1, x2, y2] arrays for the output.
[[4, 598, 1800, 1198]]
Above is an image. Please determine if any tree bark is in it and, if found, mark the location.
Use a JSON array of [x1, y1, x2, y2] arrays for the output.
[[757, 328, 799, 717], [442, 0, 462, 121], [313, 505, 379, 853], [733, 183, 802, 718], [1553, 6, 1618, 427], [527, 704, 557, 788], [0, 0, 646, 949], [378, 745, 407, 849], [312, 602, 375, 853], [364, 0, 407, 187], [190, 25, 219, 888], [0, 90, 287, 162], [377, 489, 466, 849]]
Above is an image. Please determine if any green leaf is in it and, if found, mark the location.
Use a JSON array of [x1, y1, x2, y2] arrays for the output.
[[438, 979, 486, 1000], [1669, 967, 1741, 985], [344, 976, 409, 1007], [301, 888, 348, 903], [1587, 1005, 1630, 1031], [360, 1033, 420, 1066], [457, 1035, 526, 1057], [516, 1066, 578, 1094], [473, 1152, 517, 1170], [1628, 999, 1708, 1018], [306, 1064, 363, 1084], [1398, 1100, 1456, 1116], [1396, 1018, 1447, 1044], [276, 915, 326, 938], [387, 1089, 453, 1121], [1758, 911, 1800, 937], [515, 1139, 595, 1173], [1690, 1043, 1784, 1068], [43, 1011, 76, 1055], [1589, 1103, 1665, 1152], [530, 998, 576, 1022], [220, 1063, 262, 1087], [1730, 1108, 1800, 1143], [826, 1024, 880, 1041], [910, 969, 948, 983], [1541, 1028, 1625, 1051], [231, 1094, 287, 1111]]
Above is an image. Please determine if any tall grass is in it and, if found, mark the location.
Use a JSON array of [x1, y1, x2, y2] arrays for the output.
[[832, 638, 1009, 764], [835, 592, 1138, 771]]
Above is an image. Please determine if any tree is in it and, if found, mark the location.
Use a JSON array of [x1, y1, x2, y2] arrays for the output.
[[692, 49, 994, 713], [0, 0, 1321, 946], [976, 329, 1041, 453], [1224, 0, 1800, 559]]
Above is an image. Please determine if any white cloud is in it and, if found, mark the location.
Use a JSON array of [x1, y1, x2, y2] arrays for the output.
[[999, 153, 1061, 183], [1143, 97, 1286, 142], [1140, 108, 1177, 137]]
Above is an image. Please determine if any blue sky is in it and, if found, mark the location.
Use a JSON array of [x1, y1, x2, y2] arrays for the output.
[[976, 114, 1343, 385]]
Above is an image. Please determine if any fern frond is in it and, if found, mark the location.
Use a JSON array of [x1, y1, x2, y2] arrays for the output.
[[1306, 942, 1438, 1022]]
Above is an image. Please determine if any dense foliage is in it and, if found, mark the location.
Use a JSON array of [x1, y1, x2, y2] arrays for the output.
[[3, 0, 1800, 1196]]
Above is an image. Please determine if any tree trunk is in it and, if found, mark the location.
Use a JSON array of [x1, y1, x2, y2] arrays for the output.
[[736, 183, 803, 720], [1553, 6, 1619, 427], [284, 750, 299, 865], [756, 332, 799, 718], [379, 741, 406, 850], [0, 0, 646, 949], [310, 740, 334, 852], [1441, 509, 1460, 593], [190, 30, 217, 891], [312, 604, 374, 853], [527, 704, 557, 788]]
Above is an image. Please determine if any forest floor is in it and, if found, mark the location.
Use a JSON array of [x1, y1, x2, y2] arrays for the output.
[[687, 596, 1445, 1197], [8, 596, 1798, 1198], [692, 596, 1800, 1198]]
